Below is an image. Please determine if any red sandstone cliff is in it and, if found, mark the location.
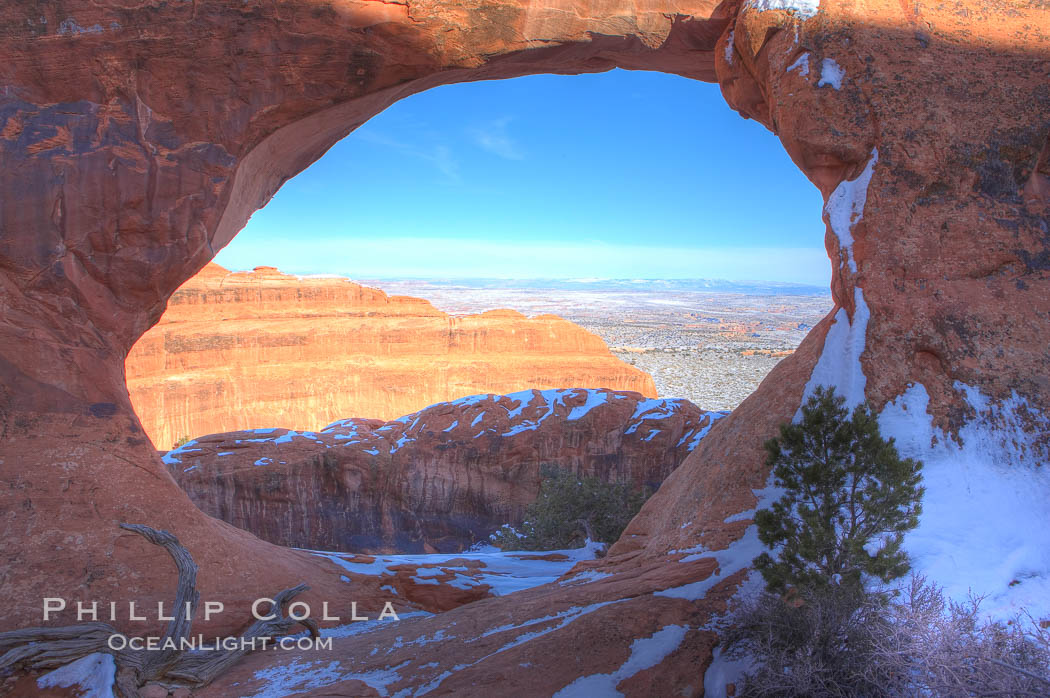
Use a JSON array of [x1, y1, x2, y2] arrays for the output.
[[2, 0, 1050, 695], [166, 389, 722, 554], [125, 264, 657, 449]]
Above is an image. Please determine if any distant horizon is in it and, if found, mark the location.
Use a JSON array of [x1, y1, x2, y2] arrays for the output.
[[215, 237, 832, 286], [210, 263, 833, 294]]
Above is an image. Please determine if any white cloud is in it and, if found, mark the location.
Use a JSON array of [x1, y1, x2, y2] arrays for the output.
[[353, 130, 460, 182], [469, 117, 524, 160]]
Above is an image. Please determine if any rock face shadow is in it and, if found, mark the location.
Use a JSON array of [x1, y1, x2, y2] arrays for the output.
[[1, 0, 1049, 693]]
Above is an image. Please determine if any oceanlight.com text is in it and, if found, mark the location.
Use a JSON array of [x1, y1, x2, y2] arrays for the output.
[[106, 635, 334, 652]]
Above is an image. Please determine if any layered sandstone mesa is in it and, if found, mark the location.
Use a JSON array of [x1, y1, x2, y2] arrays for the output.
[[125, 264, 656, 450], [2, 0, 1050, 695], [166, 389, 722, 553]]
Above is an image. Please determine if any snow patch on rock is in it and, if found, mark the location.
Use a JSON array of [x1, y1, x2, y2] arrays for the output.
[[161, 440, 200, 465], [37, 653, 115, 698], [748, 0, 820, 19], [449, 394, 491, 409], [57, 17, 104, 36], [786, 52, 810, 76], [250, 658, 411, 698], [625, 398, 689, 434], [801, 287, 870, 409], [817, 57, 845, 88], [553, 624, 689, 696], [567, 389, 608, 420], [824, 148, 878, 274], [501, 389, 569, 436], [657, 480, 784, 696], [678, 412, 727, 451], [558, 568, 613, 586]]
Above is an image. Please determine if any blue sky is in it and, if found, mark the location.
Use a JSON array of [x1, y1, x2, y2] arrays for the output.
[[216, 69, 829, 285]]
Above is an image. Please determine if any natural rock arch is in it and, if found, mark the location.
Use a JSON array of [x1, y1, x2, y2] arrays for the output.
[[1, 0, 1048, 693]]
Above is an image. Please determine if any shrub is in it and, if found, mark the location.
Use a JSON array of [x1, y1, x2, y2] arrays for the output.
[[172, 435, 191, 449], [723, 577, 1050, 697], [873, 577, 1050, 696], [491, 467, 650, 551], [754, 386, 924, 594], [722, 585, 892, 697]]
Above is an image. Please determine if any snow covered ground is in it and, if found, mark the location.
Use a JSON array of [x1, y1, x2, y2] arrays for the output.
[[309, 541, 607, 597], [881, 382, 1050, 623]]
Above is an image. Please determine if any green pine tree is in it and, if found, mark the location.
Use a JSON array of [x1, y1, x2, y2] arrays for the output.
[[491, 466, 651, 551], [753, 386, 924, 594]]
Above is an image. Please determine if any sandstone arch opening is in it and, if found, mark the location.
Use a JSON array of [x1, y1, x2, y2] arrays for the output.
[[3, 2, 1049, 695], [128, 69, 830, 450], [123, 67, 836, 558]]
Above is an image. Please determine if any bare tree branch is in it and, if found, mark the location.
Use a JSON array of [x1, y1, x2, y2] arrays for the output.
[[0, 523, 317, 695]]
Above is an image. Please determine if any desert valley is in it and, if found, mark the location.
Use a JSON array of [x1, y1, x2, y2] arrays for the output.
[[364, 277, 832, 411]]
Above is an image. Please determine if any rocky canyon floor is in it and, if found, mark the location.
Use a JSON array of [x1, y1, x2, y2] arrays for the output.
[[360, 278, 833, 411]]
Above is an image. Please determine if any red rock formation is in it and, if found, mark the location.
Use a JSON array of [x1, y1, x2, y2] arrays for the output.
[[125, 264, 656, 450], [2, 0, 1049, 694], [166, 389, 721, 553]]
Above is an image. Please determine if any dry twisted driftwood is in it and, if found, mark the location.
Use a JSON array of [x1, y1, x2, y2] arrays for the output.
[[0, 522, 318, 697]]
